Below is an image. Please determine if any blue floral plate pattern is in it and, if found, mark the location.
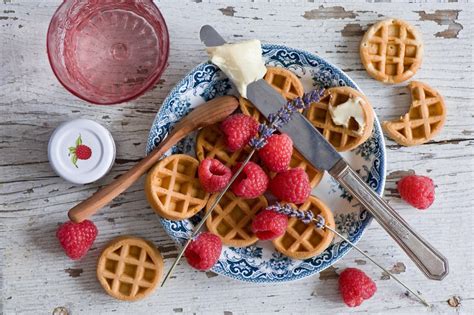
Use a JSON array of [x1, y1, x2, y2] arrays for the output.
[[146, 44, 386, 283]]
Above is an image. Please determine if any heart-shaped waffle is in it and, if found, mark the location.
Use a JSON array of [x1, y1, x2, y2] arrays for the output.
[[383, 81, 446, 146], [239, 67, 304, 123], [145, 154, 209, 220], [195, 124, 250, 167], [360, 19, 423, 84], [205, 191, 268, 247], [305, 86, 374, 151], [97, 236, 163, 301], [272, 195, 335, 259]]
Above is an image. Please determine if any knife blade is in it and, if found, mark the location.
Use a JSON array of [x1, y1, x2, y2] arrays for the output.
[[247, 80, 448, 281], [200, 25, 226, 47], [247, 80, 341, 171]]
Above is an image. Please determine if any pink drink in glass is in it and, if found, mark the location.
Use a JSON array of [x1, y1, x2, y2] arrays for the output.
[[47, 0, 169, 105]]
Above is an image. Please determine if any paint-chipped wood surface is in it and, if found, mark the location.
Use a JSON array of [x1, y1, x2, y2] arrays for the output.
[[1, 1, 473, 314]]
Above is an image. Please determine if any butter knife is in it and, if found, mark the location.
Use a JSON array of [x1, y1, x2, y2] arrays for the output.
[[200, 25, 448, 281]]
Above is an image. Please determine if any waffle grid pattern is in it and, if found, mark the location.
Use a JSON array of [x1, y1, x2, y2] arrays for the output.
[[383, 81, 445, 146], [146, 155, 208, 220], [240, 67, 304, 123], [97, 238, 163, 301], [360, 19, 422, 83], [305, 87, 373, 152], [196, 124, 249, 167], [206, 192, 267, 247], [273, 196, 335, 259]]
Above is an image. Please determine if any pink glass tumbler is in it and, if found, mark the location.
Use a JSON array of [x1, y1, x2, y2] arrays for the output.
[[47, 0, 169, 105]]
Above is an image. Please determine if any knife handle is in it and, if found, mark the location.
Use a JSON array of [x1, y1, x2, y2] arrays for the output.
[[330, 160, 449, 280]]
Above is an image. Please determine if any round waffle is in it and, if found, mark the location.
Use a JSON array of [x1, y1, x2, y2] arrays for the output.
[[240, 67, 304, 123], [383, 81, 446, 146], [145, 154, 209, 220], [289, 150, 324, 188], [97, 236, 163, 301], [195, 124, 250, 167], [205, 191, 268, 247], [360, 19, 423, 84], [272, 196, 335, 260], [305, 86, 374, 152]]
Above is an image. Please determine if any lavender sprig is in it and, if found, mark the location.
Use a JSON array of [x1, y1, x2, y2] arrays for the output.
[[248, 88, 324, 150], [266, 202, 326, 229], [266, 202, 430, 307], [249, 124, 276, 149]]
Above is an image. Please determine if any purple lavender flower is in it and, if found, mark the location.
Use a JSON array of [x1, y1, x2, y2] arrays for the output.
[[266, 203, 314, 224], [248, 88, 325, 150], [266, 203, 326, 229]]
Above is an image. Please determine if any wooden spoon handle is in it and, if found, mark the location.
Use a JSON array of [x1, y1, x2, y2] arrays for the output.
[[67, 96, 239, 223], [68, 138, 173, 223]]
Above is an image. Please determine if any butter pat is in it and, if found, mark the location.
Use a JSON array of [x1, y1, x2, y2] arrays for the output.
[[329, 96, 366, 134], [206, 39, 267, 98]]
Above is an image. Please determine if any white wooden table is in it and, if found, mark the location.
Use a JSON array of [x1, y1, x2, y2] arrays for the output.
[[1, 1, 473, 314]]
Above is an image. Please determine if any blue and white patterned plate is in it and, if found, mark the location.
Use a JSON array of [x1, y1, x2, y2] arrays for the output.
[[146, 44, 386, 283]]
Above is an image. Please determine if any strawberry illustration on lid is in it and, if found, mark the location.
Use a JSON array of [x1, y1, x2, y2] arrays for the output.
[[48, 119, 116, 184]]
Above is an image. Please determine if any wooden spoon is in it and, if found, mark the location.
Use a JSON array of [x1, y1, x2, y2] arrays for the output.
[[68, 96, 239, 223]]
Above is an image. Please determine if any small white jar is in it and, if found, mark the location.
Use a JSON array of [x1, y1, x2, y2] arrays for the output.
[[48, 119, 116, 184]]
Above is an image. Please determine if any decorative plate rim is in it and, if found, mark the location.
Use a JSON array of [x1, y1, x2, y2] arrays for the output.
[[146, 43, 387, 283]]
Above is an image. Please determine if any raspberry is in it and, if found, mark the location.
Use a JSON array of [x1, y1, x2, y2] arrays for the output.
[[339, 268, 377, 307], [397, 175, 435, 210], [68, 135, 92, 167], [56, 220, 98, 260], [269, 168, 311, 204], [258, 133, 293, 172], [230, 162, 269, 198], [251, 210, 288, 240], [221, 114, 259, 151], [184, 232, 222, 271], [75, 144, 92, 160], [198, 158, 232, 193]]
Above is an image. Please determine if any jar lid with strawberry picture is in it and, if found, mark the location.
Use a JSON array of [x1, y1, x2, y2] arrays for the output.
[[48, 119, 116, 184]]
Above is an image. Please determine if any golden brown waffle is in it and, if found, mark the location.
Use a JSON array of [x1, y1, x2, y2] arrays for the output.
[[145, 154, 209, 220], [205, 191, 268, 247], [360, 19, 423, 84], [305, 86, 374, 152], [383, 81, 446, 146], [240, 67, 304, 123], [97, 236, 163, 301], [195, 124, 250, 167], [272, 196, 335, 260], [289, 150, 324, 188]]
